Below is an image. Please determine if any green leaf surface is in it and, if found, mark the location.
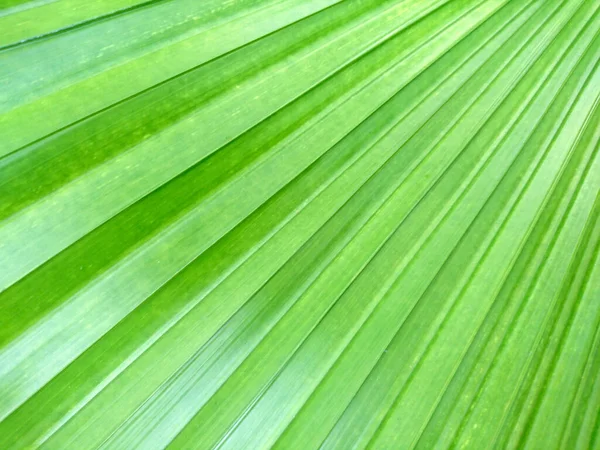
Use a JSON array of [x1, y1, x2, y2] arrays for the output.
[[0, 0, 599, 448]]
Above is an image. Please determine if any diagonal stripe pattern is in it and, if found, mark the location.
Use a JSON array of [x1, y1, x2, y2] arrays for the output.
[[0, 0, 599, 448]]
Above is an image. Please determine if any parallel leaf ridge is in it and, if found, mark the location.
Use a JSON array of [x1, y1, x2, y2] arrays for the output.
[[0, 0, 598, 448]]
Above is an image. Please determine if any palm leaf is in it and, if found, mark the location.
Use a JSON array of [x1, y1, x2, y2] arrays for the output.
[[0, 0, 599, 448]]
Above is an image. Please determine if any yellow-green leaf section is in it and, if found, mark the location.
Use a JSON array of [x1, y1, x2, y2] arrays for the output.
[[0, 0, 599, 448]]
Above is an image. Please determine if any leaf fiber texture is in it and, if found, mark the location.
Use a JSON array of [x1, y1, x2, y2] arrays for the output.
[[0, 0, 599, 448]]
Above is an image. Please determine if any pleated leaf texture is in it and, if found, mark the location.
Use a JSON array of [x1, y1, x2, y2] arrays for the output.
[[1, 0, 600, 448]]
